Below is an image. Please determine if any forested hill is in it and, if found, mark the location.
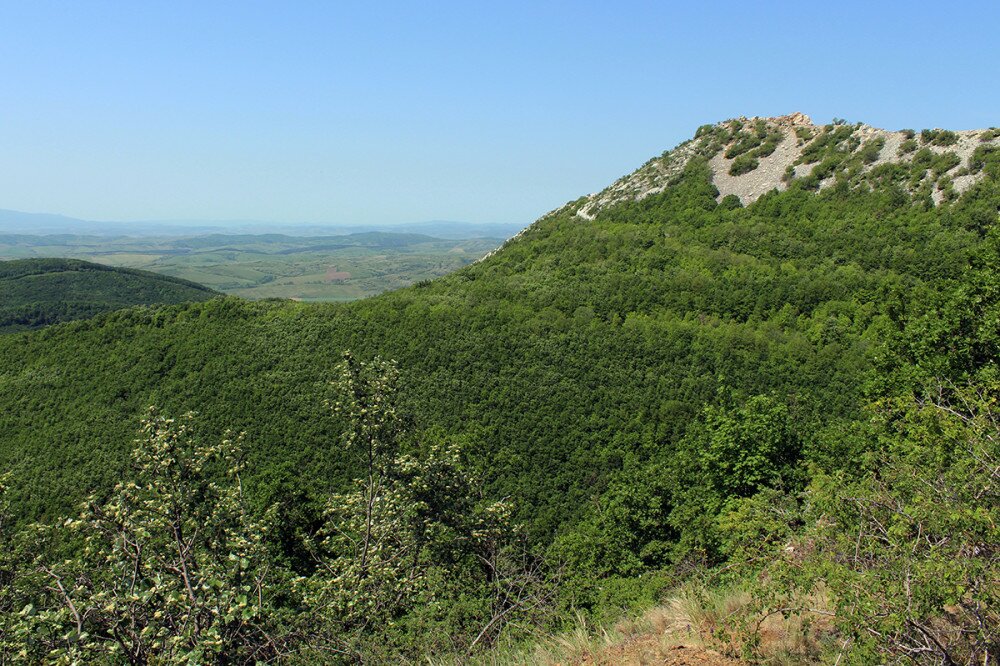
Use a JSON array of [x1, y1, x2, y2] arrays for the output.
[[0, 258, 217, 333], [0, 117, 998, 660], [1, 117, 997, 525]]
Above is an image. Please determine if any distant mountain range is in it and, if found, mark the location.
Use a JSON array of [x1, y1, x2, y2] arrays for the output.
[[0, 209, 525, 240]]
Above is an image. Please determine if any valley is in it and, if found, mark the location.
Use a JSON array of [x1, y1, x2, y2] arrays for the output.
[[0, 231, 507, 301]]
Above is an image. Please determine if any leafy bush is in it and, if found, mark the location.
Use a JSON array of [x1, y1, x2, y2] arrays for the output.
[[797, 125, 855, 164], [301, 353, 547, 657], [1, 355, 551, 662], [667, 395, 802, 561], [694, 124, 716, 139], [969, 143, 1000, 175], [696, 395, 800, 499], [931, 151, 961, 176], [859, 138, 884, 164], [8, 410, 294, 663], [719, 194, 743, 210], [898, 138, 918, 155], [912, 147, 935, 168], [723, 122, 783, 163], [763, 384, 1000, 665], [979, 128, 1000, 142], [725, 136, 759, 159], [920, 129, 959, 146], [729, 154, 759, 175]]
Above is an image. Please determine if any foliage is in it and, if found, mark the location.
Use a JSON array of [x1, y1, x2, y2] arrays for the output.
[[930, 151, 961, 177], [794, 126, 815, 142], [6, 410, 293, 664], [0, 474, 33, 659], [728, 154, 758, 176], [549, 464, 675, 582], [698, 395, 800, 498], [718, 194, 742, 210], [1, 358, 549, 662], [969, 143, 1000, 176], [754, 383, 1000, 665], [666, 395, 802, 561], [0, 119, 999, 660], [722, 120, 784, 175], [739, 226, 1000, 663], [797, 125, 856, 165], [920, 128, 959, 146], [858, 137, 884, 164], [301, 353, 548, 659], [0, 258, 216, 333]]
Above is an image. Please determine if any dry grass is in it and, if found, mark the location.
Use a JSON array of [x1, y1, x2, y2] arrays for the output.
[[661, 584, 837, 664], [452, 584, 838, 666]]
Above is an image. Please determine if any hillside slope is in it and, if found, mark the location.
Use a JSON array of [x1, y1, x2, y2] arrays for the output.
[[571, 113, 999, 218], [0, 258, 217, 333], [0, 115, 997, 534], [1, 115, 998, 662]]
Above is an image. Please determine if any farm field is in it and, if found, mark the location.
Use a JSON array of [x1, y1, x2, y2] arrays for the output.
[[0, 231, 505, 301]]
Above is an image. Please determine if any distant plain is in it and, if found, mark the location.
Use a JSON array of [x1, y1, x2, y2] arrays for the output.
[[0, 232, 506, 301]]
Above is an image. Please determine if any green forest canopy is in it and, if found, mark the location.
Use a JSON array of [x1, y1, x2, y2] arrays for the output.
[[1, 137, 998, 662], [0, 258, 217, 333], [1, 156, 994, 533]]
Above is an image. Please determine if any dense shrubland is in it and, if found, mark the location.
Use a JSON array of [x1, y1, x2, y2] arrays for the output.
[[1, 354, 546, 662], [0, 258, 216, 333], [1, 150, 999, 661]]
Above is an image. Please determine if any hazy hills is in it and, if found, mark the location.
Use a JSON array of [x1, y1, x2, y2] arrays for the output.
[[0, 207, 525, 240], [0, 231, 505, 301]]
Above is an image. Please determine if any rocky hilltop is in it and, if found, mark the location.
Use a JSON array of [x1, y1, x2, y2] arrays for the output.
[[569, 113, 1000, 219]]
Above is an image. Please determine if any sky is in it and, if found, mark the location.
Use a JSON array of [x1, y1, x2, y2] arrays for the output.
[[1, 0, 998, 226]]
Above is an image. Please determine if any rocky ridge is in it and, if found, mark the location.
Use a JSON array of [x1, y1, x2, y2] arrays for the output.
[[476, 114, 999, 263], [569, 113, 1000, 220]]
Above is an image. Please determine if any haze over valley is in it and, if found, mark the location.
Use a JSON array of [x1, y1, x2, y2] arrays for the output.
[[0, 211, 523, 301]]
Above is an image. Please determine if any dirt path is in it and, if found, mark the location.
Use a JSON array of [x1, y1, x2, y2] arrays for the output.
[[565, 640, 742, 665]]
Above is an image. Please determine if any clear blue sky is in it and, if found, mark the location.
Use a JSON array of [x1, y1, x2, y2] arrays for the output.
[[1, 1, 998, 226]]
